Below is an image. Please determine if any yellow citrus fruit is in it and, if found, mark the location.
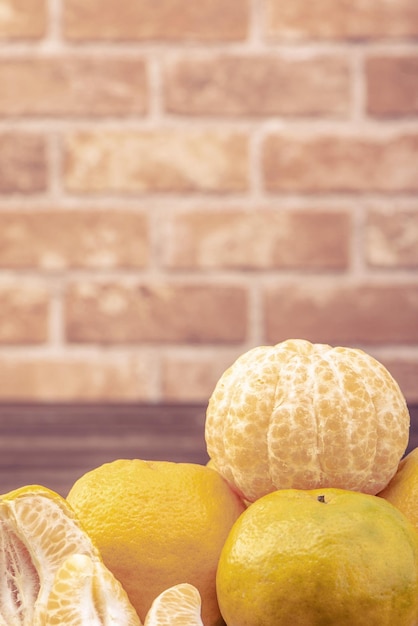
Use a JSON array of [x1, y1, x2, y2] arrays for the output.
[[379, 447, 418, 532], [216, 488, 418, 626], [205, 339, 410, 502], [144, 583, 203, 626], [0, 484, 140, 626], [44, 553, 141, 625], [67, 459, 245, 626]]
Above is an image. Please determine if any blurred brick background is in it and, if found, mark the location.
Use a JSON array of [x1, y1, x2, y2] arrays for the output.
[[0, 0, 417, 404]]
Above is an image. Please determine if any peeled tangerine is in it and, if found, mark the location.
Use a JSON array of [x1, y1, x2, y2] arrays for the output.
[[205, 339, 410, 503], [0, 485, 141, 626]]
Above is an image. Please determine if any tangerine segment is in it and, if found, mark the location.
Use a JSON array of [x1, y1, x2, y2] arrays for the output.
[[0, 485, 99, 626], [0, 508, 39, 626], [144, 583, 203, 626], [44, 554, 141, 626], [205, 340, 410, 502]]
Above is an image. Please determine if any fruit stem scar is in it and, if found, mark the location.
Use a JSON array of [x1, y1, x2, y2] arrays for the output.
[[317, 495, 326, 503]]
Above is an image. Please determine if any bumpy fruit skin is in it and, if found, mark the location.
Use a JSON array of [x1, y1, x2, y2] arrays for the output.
[[379, 447, 418, 533], [67, 459, 245, 626], [216, 488, 418, 626], [205, 339, 410, 502]]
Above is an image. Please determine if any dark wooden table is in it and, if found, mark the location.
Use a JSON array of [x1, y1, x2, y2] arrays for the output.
[[0, 402, 416, 497]]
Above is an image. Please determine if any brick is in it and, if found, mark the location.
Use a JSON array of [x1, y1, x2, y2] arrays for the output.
[[162, 209, 350, 270], [64, 130, 248, 194], [265, 0, 418, 39], [0, 58, 147, 116], [366, 55, 418, 117], [366, 207, 418, 268], [0, 354, 156, 401], [378, 358, 418, 403], [264, 282, 418, 345], [0, 282, 49, 344], [263, 132, 418, 193], [64, 0, 248, 41], [65, 281, 248, 344], [0, 133, 47, 193], [165, 54, 350, 117], [0, 0, 46, 39], [162, 350, 240, 401], [0, 210, 149, 270]]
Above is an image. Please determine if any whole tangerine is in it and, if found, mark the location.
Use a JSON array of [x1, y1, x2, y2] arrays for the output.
[[379, 447, 418, 533], [216, 488, 418, 626], [67, 459, 245, 626]]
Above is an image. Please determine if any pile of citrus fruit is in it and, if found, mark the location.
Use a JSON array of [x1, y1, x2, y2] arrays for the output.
[[1, 338, 418, 625]]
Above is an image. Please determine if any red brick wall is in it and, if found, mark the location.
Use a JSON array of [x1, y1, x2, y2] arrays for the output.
[[0, 0, 417, 403]]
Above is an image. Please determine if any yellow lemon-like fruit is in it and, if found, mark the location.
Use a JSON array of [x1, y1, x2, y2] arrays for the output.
[[0, 485, 140, 625], [216, 488, 418, 626], [379, 447, 418, 532], [205, 339, 410, 502], [67, 459, 245, 626]]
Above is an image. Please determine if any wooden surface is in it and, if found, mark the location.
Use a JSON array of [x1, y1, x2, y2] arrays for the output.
[[0, 402, 416, 497], [0, 403, 209, 496]]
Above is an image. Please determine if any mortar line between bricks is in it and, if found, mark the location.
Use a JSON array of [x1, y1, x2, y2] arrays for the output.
[[349, 48, 368, 125], [2, 343, 418, 362], [46, 0, 63, 46], [0, 343, 227, 353], [160, 345, 243, 360], [0, 344, 169, 357], [246, 280, 266, 346], [1, 40, 417, 57], [248, 128, 265, 201], [348, 199, 369, 278], [1, 118, 417, 134], [46, 131, 64, 202], [1, 269, 417, 284], [246, 0, 265, 48], [0, 269, 261, 284], [47, 282, 66, 349], [145, 52, 165, 122], [0, 193, 417, 211]]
